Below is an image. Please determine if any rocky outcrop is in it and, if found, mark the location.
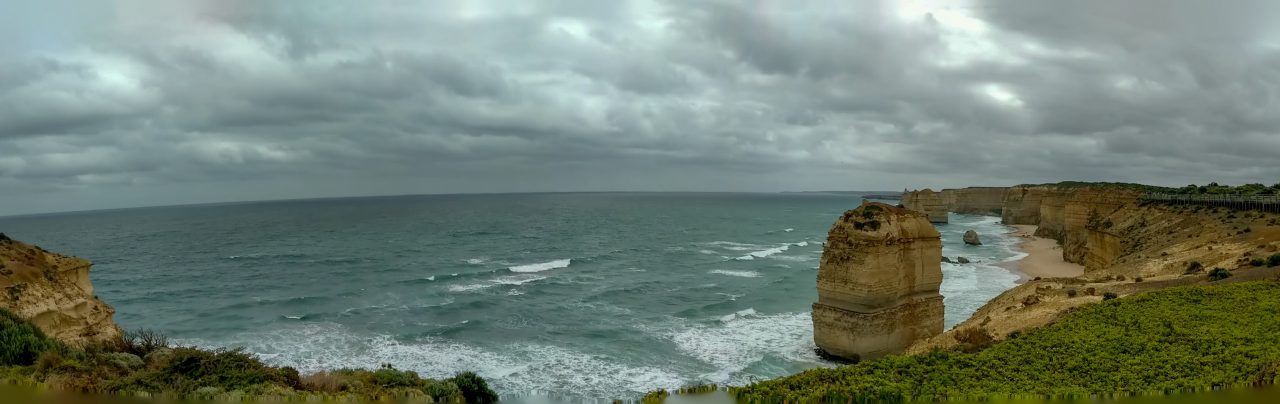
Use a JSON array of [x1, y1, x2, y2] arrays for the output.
[[1061, 189, 1141, 265], [0, 235, 121, 346], [963, 230, 982, 245], [941, 187, 1009, 216], [901, 189, 948, 223], [812, 202, 944, 361]]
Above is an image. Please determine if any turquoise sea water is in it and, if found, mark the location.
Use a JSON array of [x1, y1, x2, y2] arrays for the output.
[[0, 193, 1022, 401]]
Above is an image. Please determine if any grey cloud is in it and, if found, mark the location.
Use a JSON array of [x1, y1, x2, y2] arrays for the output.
[[1, 0, 1278, 215]]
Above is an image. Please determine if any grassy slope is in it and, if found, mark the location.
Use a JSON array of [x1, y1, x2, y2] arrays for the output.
[[733, 281, 1280, 402]]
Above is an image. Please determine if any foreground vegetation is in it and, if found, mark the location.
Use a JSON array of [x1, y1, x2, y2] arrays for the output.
[[732, 281, 1280, 402], [1019, 181, 1280, 195], [0, 310, 496, 402]]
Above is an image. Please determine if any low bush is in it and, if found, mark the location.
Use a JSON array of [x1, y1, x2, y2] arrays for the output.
[[1102, 292, 1119, 300], [449, 371, 499, 403], [1253, 258, 1267, 267], [1208, 268, 1233, 281], [1185, 261, 1204, 274], [733, 282, 1280, 401], [1270, 254, 1280, 267], [0, 308, 61, 366]]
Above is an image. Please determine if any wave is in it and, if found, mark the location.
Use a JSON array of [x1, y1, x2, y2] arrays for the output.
[[187, 322, 686, 399], [509, 259, 571, 273], [704, 241, 763, 251], [668, 311, 829, 385], [465, 257, 487, 265], [448, 283, 494, 293], [709, 269, 761, 278], [493, 275, 548, 286]]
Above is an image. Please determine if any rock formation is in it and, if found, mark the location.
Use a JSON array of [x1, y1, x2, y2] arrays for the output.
[[0, 234, 121, 345], [963, 230, 982, 245], [901, 189, 948, 223], [812, 202, 944, 361], [941, 187, 1009, 216]]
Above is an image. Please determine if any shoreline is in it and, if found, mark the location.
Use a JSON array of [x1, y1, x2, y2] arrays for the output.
[[1001, 224, 1084, 282]]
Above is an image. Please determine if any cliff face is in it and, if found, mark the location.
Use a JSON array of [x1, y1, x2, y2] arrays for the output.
[[909, 194, 1280, 353], [0, 235, 121, 346], [999, 186, 1139, 266], [812, 202, 944, 360], [901, 189, 948, 223], [941, 187, 1009, 216]]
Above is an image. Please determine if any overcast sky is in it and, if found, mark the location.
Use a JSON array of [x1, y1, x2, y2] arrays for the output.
[[2, 0, 1279, 216]]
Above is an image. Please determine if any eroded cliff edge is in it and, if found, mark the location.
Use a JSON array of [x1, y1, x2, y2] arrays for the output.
[[0, 234, 122, 345], [905, 184, 1280, 353], [812, 202, 944, 361]]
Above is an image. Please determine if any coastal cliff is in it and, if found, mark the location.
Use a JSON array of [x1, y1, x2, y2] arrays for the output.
[[907, 185, 1280, 353], [900, 189, 948, 223], [0, 234, 121, 345], [940, 187, 1008, 216], [812, 202, 944, 360]]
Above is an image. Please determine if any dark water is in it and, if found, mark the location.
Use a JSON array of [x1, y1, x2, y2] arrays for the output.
[[0, 192, 1021, 400]]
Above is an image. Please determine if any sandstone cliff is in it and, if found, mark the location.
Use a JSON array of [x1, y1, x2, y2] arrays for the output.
[[941, 187, 1009, 216], [908, 192, 1280, 354], [901, 189, 948, 223], [0, 234, 121, 345], [812, 202, 944, 361]]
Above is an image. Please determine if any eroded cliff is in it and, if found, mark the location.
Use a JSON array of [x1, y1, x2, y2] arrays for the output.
[[908, 193, 1280, 353], [941, 187, 1008, 216], [0, 234, 121, 346], [812, 202, 944, 361], [901, 189, 948, 223]]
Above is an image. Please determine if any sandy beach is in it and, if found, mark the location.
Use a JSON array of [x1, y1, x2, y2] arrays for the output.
[[1004, 224, 1084, 281]]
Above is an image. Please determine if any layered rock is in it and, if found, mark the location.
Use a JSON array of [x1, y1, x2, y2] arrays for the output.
[[812, 202, 944, 361], [0, 235, 121, 345], [941, 187, 1009, 216], [901, 189, 948, 223], [1061, 189, 1141, 265]]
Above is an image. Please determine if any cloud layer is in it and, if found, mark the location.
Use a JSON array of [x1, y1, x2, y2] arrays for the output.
[[2, 0, 1279, 214]]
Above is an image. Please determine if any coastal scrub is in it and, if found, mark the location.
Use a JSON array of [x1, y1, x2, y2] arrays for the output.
[[733, 281, 1280, 401]]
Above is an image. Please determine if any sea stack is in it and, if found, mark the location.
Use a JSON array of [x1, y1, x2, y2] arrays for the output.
[[812, 202, 944, 361], [901, 189, 948, 223]]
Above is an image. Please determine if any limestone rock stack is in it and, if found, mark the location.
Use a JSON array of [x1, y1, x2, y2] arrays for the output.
[[812, 202, 944, 361], [0, 235, 122, 345], [900, 189, 948, 223]]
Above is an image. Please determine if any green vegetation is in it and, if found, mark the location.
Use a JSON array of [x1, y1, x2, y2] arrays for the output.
[[1270, 253, 1280, 267], [0, 308, 496, 402], [1207, 267, 1232, 281], [1017, 181, 1280, 195], [733, 282, 1280, 402]]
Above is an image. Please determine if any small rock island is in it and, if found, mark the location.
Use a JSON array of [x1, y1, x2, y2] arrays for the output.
[[812, 202, 944, 361]]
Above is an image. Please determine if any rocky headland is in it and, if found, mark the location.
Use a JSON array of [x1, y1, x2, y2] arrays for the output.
[[0, 234, 121, 345]]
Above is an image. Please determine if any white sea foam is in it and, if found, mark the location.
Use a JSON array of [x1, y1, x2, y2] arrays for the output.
[[506, 290, 525, 296], [425, 276, 436, 281], [493, 275, 548, 286], [508, 259, 571, 273], [282, 315, 304, 320], [734, 245, 790, 260], [709, 269, 761, 278], [697, 249, 718, 255], [448, 283, 494, 293], [465, 258, 487, 265], [705, 241, 763, 251], [784, 228, 794, 232], [669, 311, 829, 385], [190, 322, 686, 399]]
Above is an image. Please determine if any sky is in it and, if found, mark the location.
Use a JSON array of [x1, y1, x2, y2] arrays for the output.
[[2, 0, 1279, 216]]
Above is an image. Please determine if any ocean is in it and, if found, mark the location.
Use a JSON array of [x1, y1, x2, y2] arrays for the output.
[[0, 192, 1023, 401]]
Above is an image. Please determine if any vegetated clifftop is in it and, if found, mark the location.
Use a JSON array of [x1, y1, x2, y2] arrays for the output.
[[812, 202, 944, 361], [899, 188, 948, 223], [0, 234, 121, 345], [908, 184, 1280, 353]]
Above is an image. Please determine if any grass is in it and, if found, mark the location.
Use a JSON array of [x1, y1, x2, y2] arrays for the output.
[[732, 281, 1280, 402], [0, 308, 497, 402]]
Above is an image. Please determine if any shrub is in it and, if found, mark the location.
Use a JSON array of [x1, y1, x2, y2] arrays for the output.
[[1102, 292, 1119, 301], [110, 347, 296, 394], [116, 329, 169, 357], [1134, 277, 1144, 283], [1253, 258, 1267, 267], [1208, 268, 1233, 281], [448, 372, 498, 403], [1185, 261, 1204, 274], [1269, 254, 1280, 267], [1066, 289, 1078, 297], [0, 308, 61, 366], [953, 327, 996, 353]]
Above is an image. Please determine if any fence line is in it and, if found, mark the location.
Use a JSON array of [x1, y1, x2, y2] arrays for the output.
[[1140, 193, 1280, 213]]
